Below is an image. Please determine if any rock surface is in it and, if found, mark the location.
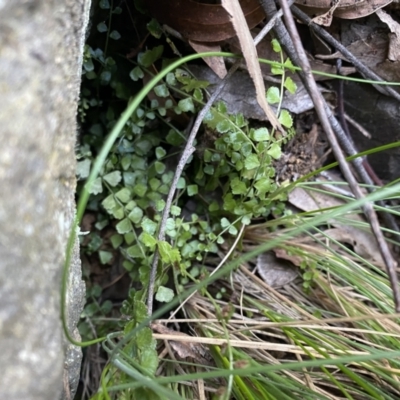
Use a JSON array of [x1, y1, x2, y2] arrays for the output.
[[0, 1, 90, 399]]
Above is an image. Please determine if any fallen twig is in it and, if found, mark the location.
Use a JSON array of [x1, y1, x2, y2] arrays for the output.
[[276, 0, 400, 311]]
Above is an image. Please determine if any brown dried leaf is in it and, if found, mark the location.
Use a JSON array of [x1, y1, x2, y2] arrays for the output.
[[312, 0, 340, 26], [297, 0, 392, 20], [189, 41, 227, 79], [324, 227, 384, 267], [257, 252, 298, 286], [151, 323, 210, 362], [376, 9, 400, 61], [273, 248, 304, 267], [288, 185, 384, 267], [146, 0, 264, 42], [221, 0, 282, 131]]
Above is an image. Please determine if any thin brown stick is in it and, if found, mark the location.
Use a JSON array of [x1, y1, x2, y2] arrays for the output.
[[277, 0, 400, 311], [147, 4, 293, 315]]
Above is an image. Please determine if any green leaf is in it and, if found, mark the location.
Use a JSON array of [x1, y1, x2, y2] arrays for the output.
[[122, 260, 134, 271], [187, 184, 198, 196], [252, 127, 269, 141], [241, 215, 251, 225], [99, 251, 113, 265], [138, 45, 163, 68], [193, 88, 203, 101], [216, 119, 231, 133], [141, 217, 158, 235], [99, 0, 110, 9], [154, 161, 166, 174], [156, 199, 166, 212], [244, 154, 260, 170], [171, 206, 181, 216], [110, 30, 121, 40], [231, 177, 247, 195], [229, 225, 238, 236], [88, 177, 103, 195], [128, 207, 143, 224], [110, 234, 123, 249], [140, 348, 159, 376], [271, 64, 283, 75], [141, 232, 157, 248], [177, 177, 186, 189], [158, 241, 181, 264], [254, 177, 271, 193], [266, 87, 280, 105], [76, 158, 91, 179], [101, 300, 113, 314], [146, 111, 155, 120], [166, 72, 176, 86], [221, 217, 230, 228], [271, 39, 281, 53], [126, 244, 142, 258], [155, 147, 167, 159], [154, 84, 169, 98], [115, 188, 131, 203], [136, 327, 155, 349], [279, 109, 293, 128], [100, 70, 111, 84], [147, 18, 162, 38], [131, 155, 146, 170], [155, 286, 174, 303], [102, 194, 116, 212], [284, 58, 296, 73], [166, 129, 184, 146], [149, 178, 161, 191], [97, 22, 107, 33], [103, 171, 121, 186], [129, 66, 144, 81], [178, 97, 195, 113], [267, 143, 282, 159], [124, 232, 135, 245], [83, 58, 94, 72], [121, 155, 131, 170], [158, 241, 173, 263], [116, 218, 132, 234], [284, 77, 297, 94], [112, 206, 124, 220], [133, 183, 147, 197], [209, 201, 219, 212]]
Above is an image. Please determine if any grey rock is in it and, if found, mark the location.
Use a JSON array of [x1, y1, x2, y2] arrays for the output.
[[0, 1, 90, 399]]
